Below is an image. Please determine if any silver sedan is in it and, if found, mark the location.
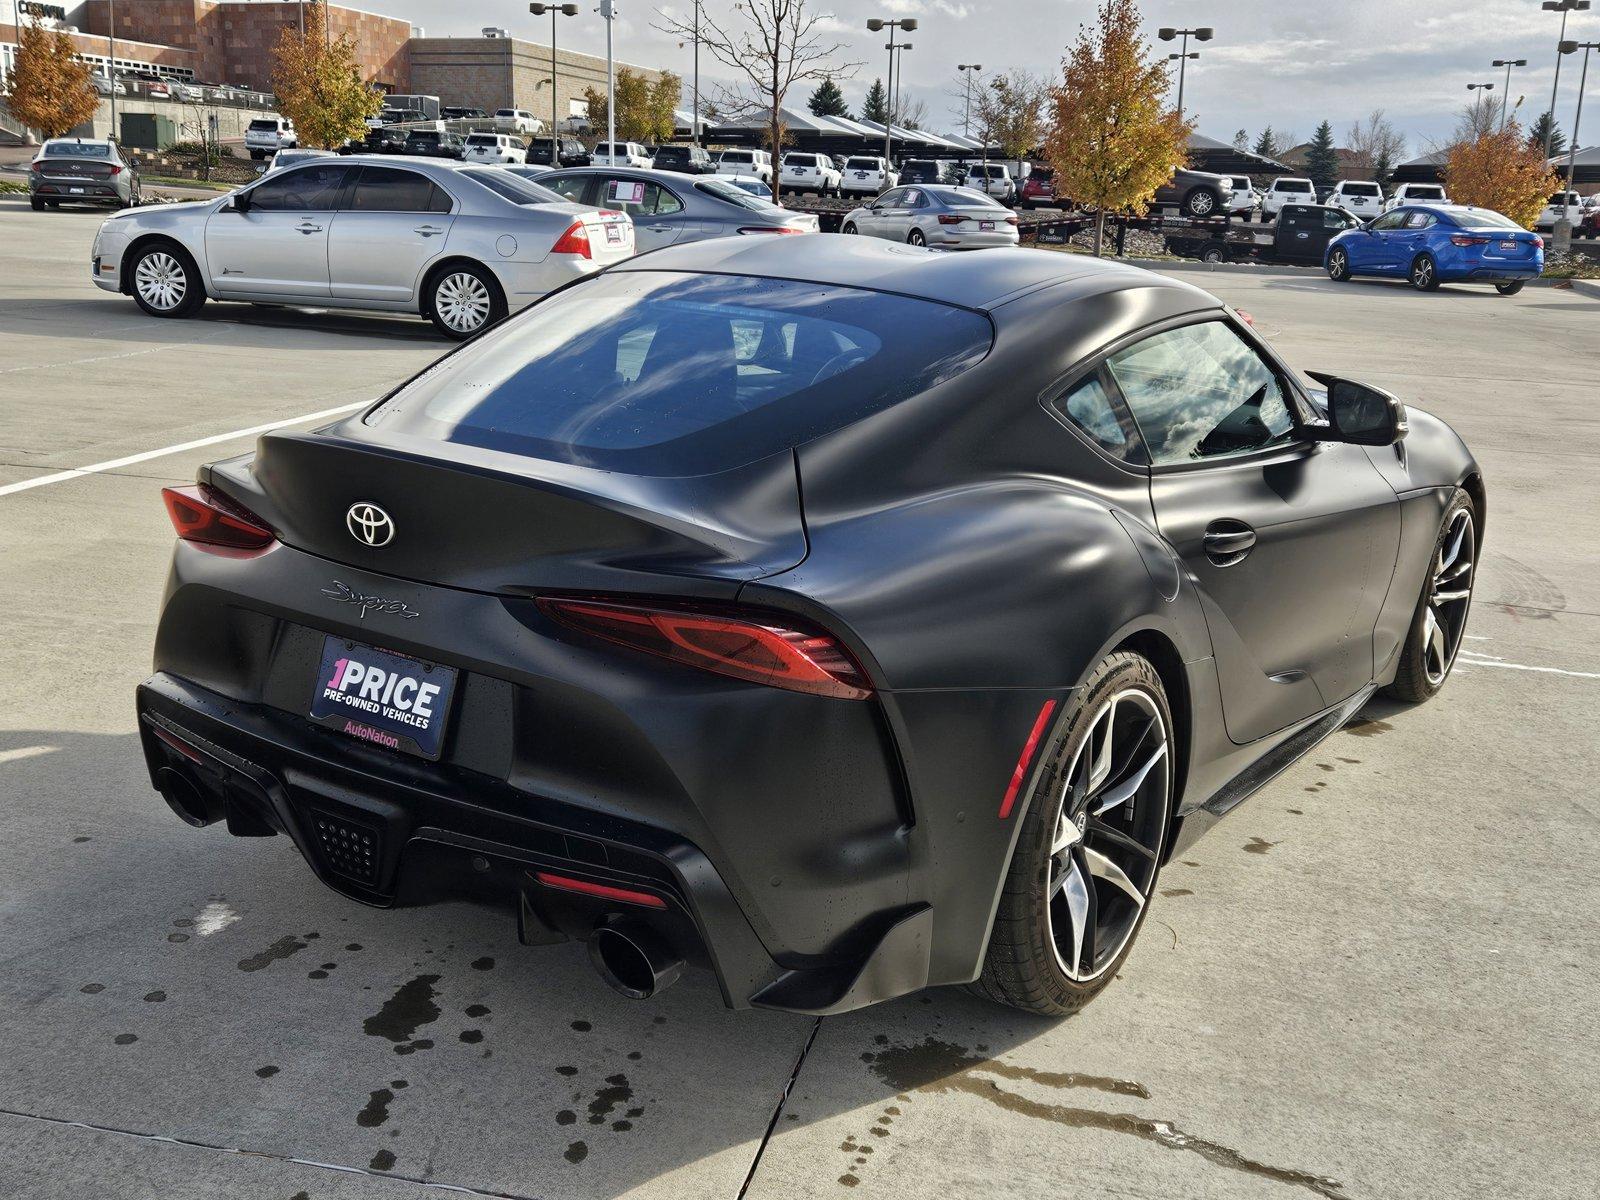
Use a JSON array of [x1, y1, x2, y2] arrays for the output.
[[89, 155, 634, 339], [537, 166, 817, 253], [842, 185, 1019, 250]]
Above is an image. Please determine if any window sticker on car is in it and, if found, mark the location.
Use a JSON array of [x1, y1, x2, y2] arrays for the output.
[[607, 180, 646, 204]]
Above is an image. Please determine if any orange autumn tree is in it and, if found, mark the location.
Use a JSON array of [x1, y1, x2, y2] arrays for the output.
[[1443, 120, 1561, 231], [270, 0, 381, 149], [3, 18, 99, 139], [1046, 0, 1192, 255]]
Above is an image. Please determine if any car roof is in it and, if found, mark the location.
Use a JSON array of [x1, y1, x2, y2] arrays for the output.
[[611, 236, 1217, 314]]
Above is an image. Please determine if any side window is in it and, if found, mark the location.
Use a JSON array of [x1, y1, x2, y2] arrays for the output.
[[1403, 211, 1436, 230], [649, 184, 684, 216], [1106, 321, 1298, 466], [1370, 210, 1406, 231], [1049, 370, 1147, 465], [347, 167, 446, 213], [544, 173, 590, 204], [875, 188, 903, 208], [248, 163, 347, 211], [902, 189, 923, 207], [603, 178, 683, 216]]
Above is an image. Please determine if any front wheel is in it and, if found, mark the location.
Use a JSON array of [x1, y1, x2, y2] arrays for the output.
[[974, 652, 1173, 1017], [1495, 280, 1526, 296], [30, 196, 44, 212], [129, 242, 205, 319], [1327, 246, 1351, 281], [841, 221, 858, 235], [1384, 492, 1477, 704], [425, 262, 506, 340], [1201, 244, 1224, 264], [1410, 253, 1441, 291]]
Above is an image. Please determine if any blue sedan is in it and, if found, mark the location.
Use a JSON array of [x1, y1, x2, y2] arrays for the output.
[[1325, 204, 1543, 295]]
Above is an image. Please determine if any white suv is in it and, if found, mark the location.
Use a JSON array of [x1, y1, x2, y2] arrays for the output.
[[593, 141, 652, 168], [462, 133, 527, 165], [1383, 183, 1448, 212], [964, 163, 1016, 204], [1535, 190, 1584, 231], [1226, 176, 1258, 216], [1330, 179, 1384, 219], [1260, 176, 1314, 220], [840, 155, 897, 197], [780, 152, 841, 196], [496, 109, 542, 136], [244, 117, 296, 160], [714, 148, 773, 185]]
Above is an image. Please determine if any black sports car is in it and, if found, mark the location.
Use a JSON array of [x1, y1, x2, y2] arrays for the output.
[[137, 238, 1483, 1016]]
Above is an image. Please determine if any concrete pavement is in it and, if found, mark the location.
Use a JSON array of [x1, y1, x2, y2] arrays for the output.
[[1, 196, 1596, 1199]]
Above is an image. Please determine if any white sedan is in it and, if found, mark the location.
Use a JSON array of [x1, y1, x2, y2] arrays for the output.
[[90, 156, 633, 339], [842, 185, 1018, 249]]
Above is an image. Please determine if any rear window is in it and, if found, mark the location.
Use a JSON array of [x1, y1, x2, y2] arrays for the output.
[[930, 186, 1002, 208], [1278, 180, 1312, 192], [248, 119, 280, 131], [846, 158, 881, 171], [1410, 186, 1445, 199], [467, 134, 498, 145], [719, 151, 753, 163], [656, 146, 689, 160], [44, 142, 112, 158], [1452, 209, 1521, 229], [785, 154, 817, 166], [1342, 183, 1380, 196], [459, 168, 567, 207], [694, 179, 780, 211], [366, 272, 993, 475]]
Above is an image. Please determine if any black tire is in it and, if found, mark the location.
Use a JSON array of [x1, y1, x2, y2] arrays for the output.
[[1384, 491, 1477, 704], [127, 241, 206, 319], [974, 651, 1174, 1017], [1410, 252, 1441, 291], [841, 221, 858, 235], [1495, 280, 1525, 296], [908, 227, 926, 246], [30, 196, 44, 212], [423, 261, 507, 340], [1327, 246, 1352, 281], [1200, 244, 1224, 264]]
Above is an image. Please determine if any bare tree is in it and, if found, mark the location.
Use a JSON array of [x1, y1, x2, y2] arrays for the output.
[[1346, 109, 1405, 178], [974, 69, 1047, 161], [897, 95, 929, 131], [655, 0, 860, 163], [1454, 94, 1499, 144]]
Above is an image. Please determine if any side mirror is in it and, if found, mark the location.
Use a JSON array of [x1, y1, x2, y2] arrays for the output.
[[1303, 372, 1408, 446]]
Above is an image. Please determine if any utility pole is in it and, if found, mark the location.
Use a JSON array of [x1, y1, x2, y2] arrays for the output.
[[958, 62, 981, 140], [693, 0, 700, 146], [1493, 58, 1527, 130], [1542, 1, 1592, 157], [600, 0, 616, 156], [108, 0, 118, 139], [1158, 25, 1214, 123]]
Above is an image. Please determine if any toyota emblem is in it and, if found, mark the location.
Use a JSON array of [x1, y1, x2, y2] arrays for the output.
[[346, 502, 394, 547]]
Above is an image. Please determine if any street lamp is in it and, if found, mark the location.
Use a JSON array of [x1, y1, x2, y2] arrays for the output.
[[866, 17, 917, 166], [597, 0, 617, 162], [530, 3, 580, 164], [1558, 39, 1597, 234], [1542, 1, 1592, 157], [889, 40, 913, 139], [1492, 57, 1527, 128], [957, 63, 982, 140], [1158, 25, 1213, 122]]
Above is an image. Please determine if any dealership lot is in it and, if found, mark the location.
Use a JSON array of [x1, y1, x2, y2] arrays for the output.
[[1, 196, 1597, 1199]]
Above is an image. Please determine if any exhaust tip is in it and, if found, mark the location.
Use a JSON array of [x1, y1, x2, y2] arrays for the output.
[[589, 923, 683, 1000], [155, 767, 216, 828]]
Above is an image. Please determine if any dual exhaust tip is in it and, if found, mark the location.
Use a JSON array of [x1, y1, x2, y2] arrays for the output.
[[588, 922, 683, 1000]]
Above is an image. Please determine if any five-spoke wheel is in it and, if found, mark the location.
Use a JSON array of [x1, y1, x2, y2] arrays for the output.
[[1386, 493, 1477, 703]]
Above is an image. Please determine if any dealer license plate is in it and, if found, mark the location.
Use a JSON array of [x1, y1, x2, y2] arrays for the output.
[[1498, 240, 1517, 250], [309, 636, 457, 760], [980, 220, 995, 231], [70, 187, 85, 194]]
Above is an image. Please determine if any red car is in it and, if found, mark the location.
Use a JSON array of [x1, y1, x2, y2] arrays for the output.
[[1020, 169, 1057, 209], [1578, 206, 1600, 240]]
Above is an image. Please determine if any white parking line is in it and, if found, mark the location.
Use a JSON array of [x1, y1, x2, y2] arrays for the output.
[[0, 745, 56, 766], [1457, 652, 1600, 680], [0, 402, 368, 499]]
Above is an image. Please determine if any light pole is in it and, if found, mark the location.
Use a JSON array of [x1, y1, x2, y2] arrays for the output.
[[958, 62, 982, 140], [1158, 25, 1213, 123], [598, 0, 616, 157], [1558, 39, 1596, 236], [108, 0, 117, 139], [1492, 57, 1527, 128], [1543, 1, 1592, 157], [692, 0, 700, 146], [530, 3, 579, 163], [888, 40, 912, 137], [866, 17, 917, 166]]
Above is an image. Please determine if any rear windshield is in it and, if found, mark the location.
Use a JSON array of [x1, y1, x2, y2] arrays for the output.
[[719, 151, 752, 163], [973, 165, 1004, 177], [931, 186, 1002, 208], [248, 120, 280, 131], [695, 179, 779, 210], [1452, 209, 1521, 229], [466, 134, 498, 145], [656, 146, 690, 160], [785, 154, 818, 166], [366, 272, 993, 475], [846, 158, 881, 170], [1409, 186, 1445, 199], [459, 168, 566, 206], [1278, 180, 1312, 192], [44, 142, 112, 158], [1342, 183, 1380, 195]]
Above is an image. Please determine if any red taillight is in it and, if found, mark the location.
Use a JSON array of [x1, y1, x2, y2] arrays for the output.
[[737, 225, 806, 235], [551, 219, 592, 258], [1533, 235, 1545, 250], [998, 699, 1058, 820], [108, 165, 123, 176], [938, 213, 964, 225], [534, 871, 667, 909], [30, 160, 43, 172], [537, 597, 872, 700], [1450, 234, 1490, 247], [161, 484, 275, 553], [1004, 214, 1019, 226]]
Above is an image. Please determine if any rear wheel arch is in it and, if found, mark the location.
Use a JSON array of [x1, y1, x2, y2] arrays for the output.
[[1110, 629, 1192, 859], [1460, 472, 1487, 541], [418, 255, 501, 313]]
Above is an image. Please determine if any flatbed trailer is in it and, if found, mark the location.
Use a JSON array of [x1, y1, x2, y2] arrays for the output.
[[1161, 204, 1362, 267]]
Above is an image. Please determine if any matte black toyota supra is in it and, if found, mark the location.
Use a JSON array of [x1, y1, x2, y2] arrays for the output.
[[137, 237, 1484, 1016]]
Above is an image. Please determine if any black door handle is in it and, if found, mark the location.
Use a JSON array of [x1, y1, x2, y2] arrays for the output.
[[1204, 522, 1257, 566]]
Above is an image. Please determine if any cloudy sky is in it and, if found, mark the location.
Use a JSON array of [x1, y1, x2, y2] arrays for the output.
[[377, 0, 1591, 155]]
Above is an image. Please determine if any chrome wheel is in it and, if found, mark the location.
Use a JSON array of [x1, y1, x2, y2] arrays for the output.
[[1328, 248, 1349, 280], [1423, 509, 1475, 686], [134, 251, 187, 310], [1412, 256, 1435, 289], [434, 271, 492, 333], [1045, 688, 1170, 983]]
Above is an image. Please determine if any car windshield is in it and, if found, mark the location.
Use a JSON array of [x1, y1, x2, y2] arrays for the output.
[[695, 179, 779, 211], [459, 168, 566, 206], [44, 142, 112, 158], [366, 272, 993, 475]]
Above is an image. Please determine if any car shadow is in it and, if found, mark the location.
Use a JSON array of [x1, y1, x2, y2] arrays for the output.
[[0, 728, 1047, 1199], [0, 295, 451, 347]]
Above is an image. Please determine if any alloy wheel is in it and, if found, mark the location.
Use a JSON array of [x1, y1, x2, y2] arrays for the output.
[[1423, 509, 1475, 686], [434, 272, 492, 333], [1045, 688, 1170, 983], [1412, 257, 1434, 289], [135, 251, 187, 310], [1328, 248, 1348, 280]]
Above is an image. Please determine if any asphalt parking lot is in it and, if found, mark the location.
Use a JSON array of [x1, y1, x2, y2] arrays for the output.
[[1, 194, 1597, 1200]]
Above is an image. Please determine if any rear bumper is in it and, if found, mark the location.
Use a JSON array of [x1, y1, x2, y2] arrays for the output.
[[32, 179, 121, 201], [137, 671, 931, 1013]]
